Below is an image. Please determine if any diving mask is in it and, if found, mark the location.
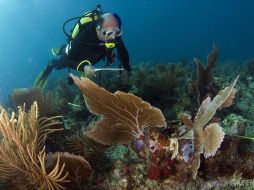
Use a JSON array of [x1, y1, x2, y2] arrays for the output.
[[100, 27, 122, 40]]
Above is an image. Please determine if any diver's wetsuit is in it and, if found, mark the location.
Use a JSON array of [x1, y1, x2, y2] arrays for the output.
[[35, 18, 130, 88], [54, 21, 130, 71]]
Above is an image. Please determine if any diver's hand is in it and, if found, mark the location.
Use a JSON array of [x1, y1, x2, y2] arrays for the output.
[[84, 65, 96, 78]]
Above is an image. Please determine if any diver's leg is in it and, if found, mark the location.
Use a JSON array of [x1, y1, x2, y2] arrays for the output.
[[33, 59, 62, 88], [54, 57, 72, 70], [52, 44, 67, 56]]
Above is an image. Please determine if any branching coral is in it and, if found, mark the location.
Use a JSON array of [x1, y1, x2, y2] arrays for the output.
[[0, 102, 69, 189], [181, 76, 238, 179], [70, 74, 167, 145], [142, 76, 238, 181], [195, 45, 218, 103]]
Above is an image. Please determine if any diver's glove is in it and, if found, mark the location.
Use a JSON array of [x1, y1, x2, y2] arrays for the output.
[[83, 65, 96, 78]]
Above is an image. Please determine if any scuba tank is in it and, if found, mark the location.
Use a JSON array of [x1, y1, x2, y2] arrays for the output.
[[62, 4, 103, 41]]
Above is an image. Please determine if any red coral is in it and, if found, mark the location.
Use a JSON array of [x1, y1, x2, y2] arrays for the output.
[[147, 165, 161, 180]]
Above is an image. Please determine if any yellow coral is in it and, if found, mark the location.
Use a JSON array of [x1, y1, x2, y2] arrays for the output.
[[0, 102, 69, 189]]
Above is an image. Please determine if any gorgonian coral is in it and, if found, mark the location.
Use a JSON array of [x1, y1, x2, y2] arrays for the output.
[[195, 45, 218, 103], [70, 74, 167, 146], [0, 102, 68, 189], [0, 101, 94, 190], [203, 123, 225, 158], [181, 76, 238, 179]]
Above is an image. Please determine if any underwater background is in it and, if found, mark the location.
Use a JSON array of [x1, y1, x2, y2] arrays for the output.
[[0, 0, 254, 103], [0, 1, 254, 189]]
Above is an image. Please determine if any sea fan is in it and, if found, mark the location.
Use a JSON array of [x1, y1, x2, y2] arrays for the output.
[[192, 76, 238, 179], [0, 102, 69, 189], [194, 76, 238, 130], [203, 123, 225, 158], [178, 113, 193, 129], [219, 88, 237, 109], [70, 74, 166, 145]]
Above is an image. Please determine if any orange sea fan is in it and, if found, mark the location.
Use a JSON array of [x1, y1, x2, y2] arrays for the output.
[[70, 74, 166, 145]]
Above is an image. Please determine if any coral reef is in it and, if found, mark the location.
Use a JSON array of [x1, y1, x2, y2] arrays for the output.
[[0, 102, 93, 190], [67, 71, 244, 189], [4, 47, 254, 189], [47, 78, 85, 116], [92, 70, 123, 93], [130, 63, 189, 118]]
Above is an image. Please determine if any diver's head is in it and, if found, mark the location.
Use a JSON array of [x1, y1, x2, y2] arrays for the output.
[[96, 13, 122, 42]]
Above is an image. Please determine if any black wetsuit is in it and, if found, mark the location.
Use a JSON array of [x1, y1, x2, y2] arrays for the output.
[[34, 17, 130, 89], [52, 20, 130, 72]]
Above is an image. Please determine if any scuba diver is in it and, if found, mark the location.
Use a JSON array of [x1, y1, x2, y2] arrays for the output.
[[34, 5, 130, 90]]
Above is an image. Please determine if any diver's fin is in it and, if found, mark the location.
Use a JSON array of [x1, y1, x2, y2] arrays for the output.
[[33, 71, 44, 88], [33, 61, 54, 89], [51, 47, 61, 56], [33, 70, 49, 89]]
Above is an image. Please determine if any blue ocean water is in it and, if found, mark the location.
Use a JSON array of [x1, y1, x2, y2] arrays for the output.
[[0, 0, 253, 103]]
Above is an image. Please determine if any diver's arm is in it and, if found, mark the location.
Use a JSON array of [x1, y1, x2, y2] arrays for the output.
[[116, 38, 131, 89], [117, 38, 131, 72]]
